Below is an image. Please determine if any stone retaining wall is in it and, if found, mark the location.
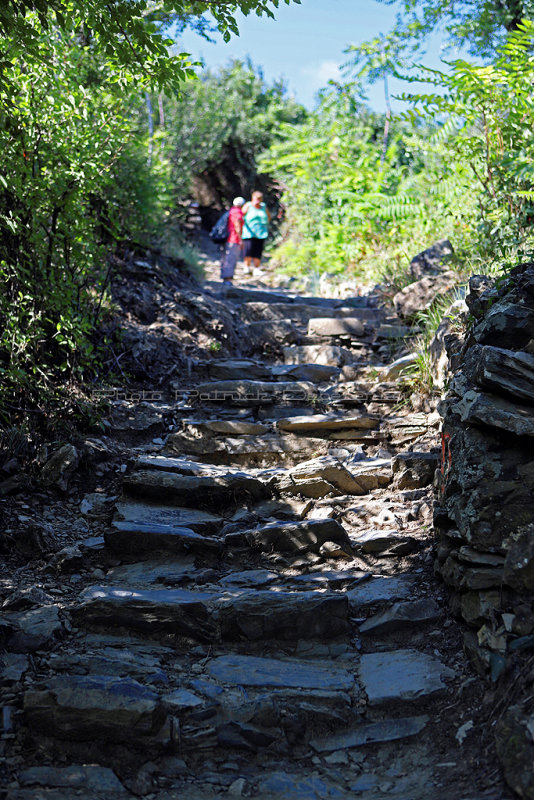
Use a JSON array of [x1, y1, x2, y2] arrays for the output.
[[434, 262, 534, 799]]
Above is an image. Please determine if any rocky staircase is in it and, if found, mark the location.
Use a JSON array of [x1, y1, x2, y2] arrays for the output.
[[3, 280, 509, 799]]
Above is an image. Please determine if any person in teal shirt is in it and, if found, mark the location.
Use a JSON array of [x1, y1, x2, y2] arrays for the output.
[[242, 190, 271, 270]]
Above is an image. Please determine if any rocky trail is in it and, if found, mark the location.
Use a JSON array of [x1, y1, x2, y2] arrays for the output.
[[0, 254, 513, 800]]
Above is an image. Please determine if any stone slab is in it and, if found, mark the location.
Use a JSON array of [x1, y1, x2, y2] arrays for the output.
[[345, 576, 414, 608], [206, 655, 355, 691], [114, 500, 223, 534], [206, 359, 271, 381], [122, 469, 269, 508], [75, 586, 216, 641], [74, 585, 350, 642], [168, 431, 328, 463], [105, 558, 196, 585], [257, 771, 346, 800], [276, 413, 379, 433], [271, 364, 340, 383], [106, 520, 222, 555], [351, 529, 413, 554], [359, 599, 441, 634], [283, 345, 356, 367], [24, 674, 164, 741], [359, 649, 454, 705], [308, 318, 365, 338], [217, 590, 350, 641], [310, 715, 429, 752], [17, 766, 126, 793]]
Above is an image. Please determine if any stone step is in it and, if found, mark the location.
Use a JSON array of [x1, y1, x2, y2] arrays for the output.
[[244, 320, 301, 350], [308, 318, 367, 338], [22, 651, 362, 758], [207, 283, 375, 308], [239, 302, 384, 324], [276, 412, 380, 434], [236, 517, 352, 554], [22, 644, 452, 761], [358, 649, 454, 705], [6, 765, 129, 799], [24, 674, 169, 746], [283, 344, 356, 367], [122, 468, 270, 509], [187, 379, 315, 407], [270, 456, 392, 498], [106, 520, 223, 556], [199, 359, 340, 383], [72, 585, 350, 643], [115, 498, 224, 534], [167, 429, 330, 466]]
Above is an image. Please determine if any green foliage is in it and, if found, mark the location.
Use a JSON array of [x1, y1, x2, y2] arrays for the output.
[[162, 59, 307, 214], [372, 0, 530, 58], [0, 1, 301, 93], [0, 1, 301, 418], [262, 85, 475, 285], [406, 289, 467, 394], [399, 20, 534, 258]]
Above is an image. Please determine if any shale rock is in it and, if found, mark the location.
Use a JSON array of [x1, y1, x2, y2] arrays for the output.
[[24, 675, 165, 743], [393, 271, 458, 318], [392, 452, 438, 490], [243, 518, 352, 554], [40, 444, 79, 490], [409, 239, 454, 280]]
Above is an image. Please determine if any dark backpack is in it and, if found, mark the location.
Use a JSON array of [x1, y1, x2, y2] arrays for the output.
[[209, 210, 230, 244]]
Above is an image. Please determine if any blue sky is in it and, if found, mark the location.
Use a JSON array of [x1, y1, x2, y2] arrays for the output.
[[177, 0, 458, 112]]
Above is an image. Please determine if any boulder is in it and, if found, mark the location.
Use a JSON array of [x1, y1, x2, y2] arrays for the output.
[[40, 444, 79, 490], [244, 518, 352, 554], [392, 452, 438, 490], [6, 606, 63, 653], [14, 522, 57, 557], [393, 271, 458, 318], [409, 239, 454, 280]]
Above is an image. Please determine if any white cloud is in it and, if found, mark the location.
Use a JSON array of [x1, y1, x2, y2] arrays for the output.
[[302, 60, 342, 90]]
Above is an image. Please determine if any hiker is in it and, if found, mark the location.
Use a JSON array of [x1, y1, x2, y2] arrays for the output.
[[220, 197, 245, 283], [242, 190, 271, 271]]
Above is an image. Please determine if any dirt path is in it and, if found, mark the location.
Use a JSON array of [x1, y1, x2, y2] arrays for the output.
[[0, 260, 512, 799]]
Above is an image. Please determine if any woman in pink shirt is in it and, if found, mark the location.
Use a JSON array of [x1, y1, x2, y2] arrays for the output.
[[221, 197, 245, 283]]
